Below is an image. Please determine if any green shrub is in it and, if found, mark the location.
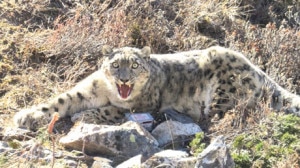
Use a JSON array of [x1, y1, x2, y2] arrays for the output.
[[231, 114, 300, 168], [232, 152, 252, 168], [189, 132, 206, 156]]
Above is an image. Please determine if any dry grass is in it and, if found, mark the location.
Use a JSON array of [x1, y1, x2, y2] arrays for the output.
[[227, 23, 300, 94], [0, 0, 299, 167]]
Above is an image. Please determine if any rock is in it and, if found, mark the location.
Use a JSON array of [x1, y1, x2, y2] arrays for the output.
[[2, 127, 34, 141], [0, 139, 60, 164], [0, 141, 9, 150], [151, 120, 202, 147], [115, 154, 142, 168], [20, 142, 53, 162], [59, 121, 160, 162], [92, 157, 113, 168], [64, 159, 78, 168], [117, 150, 196, 168], [195, 136, 235, 168], [142, 150, 196, 168], [0, 141, 16, 153], [162, 109, 195, 123]]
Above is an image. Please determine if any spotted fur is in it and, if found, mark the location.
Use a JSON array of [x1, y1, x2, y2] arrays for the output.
[[14, 46, 300, 130]]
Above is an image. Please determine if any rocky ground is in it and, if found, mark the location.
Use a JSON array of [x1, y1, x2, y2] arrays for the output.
[[0, 0, 300, 167]]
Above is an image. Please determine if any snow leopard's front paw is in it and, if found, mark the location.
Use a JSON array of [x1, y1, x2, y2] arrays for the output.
[[14, 106, 50, 131]]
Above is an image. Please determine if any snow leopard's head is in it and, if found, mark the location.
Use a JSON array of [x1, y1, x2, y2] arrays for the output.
[[101, 46, 151, 100]]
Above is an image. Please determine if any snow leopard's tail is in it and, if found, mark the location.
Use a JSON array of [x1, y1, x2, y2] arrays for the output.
[[263, 74, 300, 116]]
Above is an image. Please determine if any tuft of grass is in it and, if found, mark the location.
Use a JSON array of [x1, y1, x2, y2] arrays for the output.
[[189, 132, 207, 156], [0, 154, 9, 166], [7, 140, 21, 149], [231, 152, 252, 168]]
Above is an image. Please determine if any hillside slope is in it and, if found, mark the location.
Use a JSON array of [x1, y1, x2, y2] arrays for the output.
[[0, 0, 299, 167]]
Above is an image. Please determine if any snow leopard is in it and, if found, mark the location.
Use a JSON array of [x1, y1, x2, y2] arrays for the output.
[[14, 45, 300, 131]]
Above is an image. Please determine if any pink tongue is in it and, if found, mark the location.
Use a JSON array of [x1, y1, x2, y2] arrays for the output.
[[119, 84, 131, 99]]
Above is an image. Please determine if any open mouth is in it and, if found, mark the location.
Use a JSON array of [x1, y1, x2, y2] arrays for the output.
[[116, 83, 133, 99]]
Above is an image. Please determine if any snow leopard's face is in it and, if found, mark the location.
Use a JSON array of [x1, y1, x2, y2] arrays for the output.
[[101, 46, 151, 100]]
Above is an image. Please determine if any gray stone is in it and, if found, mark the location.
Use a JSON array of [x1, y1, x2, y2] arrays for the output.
[[195, 136, 235, 168], [0, 141, 9, 148], [151, 120, 202, 147], [117, 150, 197, 168], [0, 139, 57, 163], [59, 121, 160, 160], [162, 109, 195, 123], [2, 127, 33, 141], [20, 143, 53, 162], [115, 154, 142, 168], [142, 150, 196, 168], [92, 157, 113, 168], [0, 141, 13, 153], [64, 159, 78, 168]]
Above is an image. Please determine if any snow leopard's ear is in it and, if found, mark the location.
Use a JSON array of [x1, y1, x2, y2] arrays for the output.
[[102, 45, 113, 56], [141, 46, 151, 61]]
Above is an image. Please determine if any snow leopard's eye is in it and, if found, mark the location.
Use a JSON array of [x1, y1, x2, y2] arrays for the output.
[[112, 62, 119, 68], [132, 62, 139, 69]]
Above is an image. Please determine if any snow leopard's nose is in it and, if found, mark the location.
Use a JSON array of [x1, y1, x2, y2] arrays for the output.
[[120, 79, 129, 83]]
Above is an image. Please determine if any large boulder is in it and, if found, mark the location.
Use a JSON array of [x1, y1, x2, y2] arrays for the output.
[[116, 136, 234, 168], [59, 121, 160, 161]]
